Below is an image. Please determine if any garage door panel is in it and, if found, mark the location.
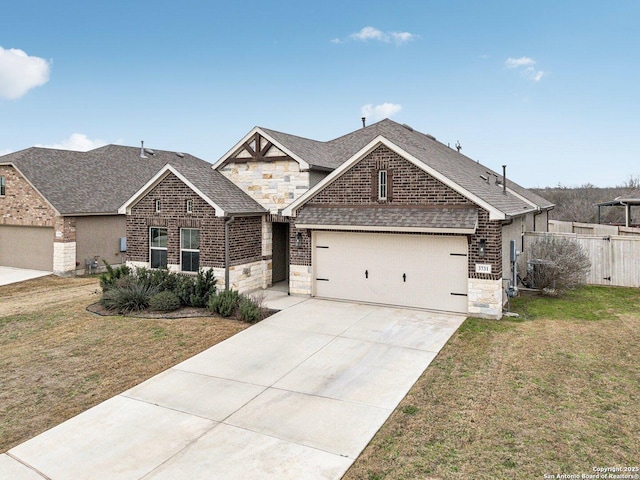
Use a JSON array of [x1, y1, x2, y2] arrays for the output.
[[0, 226, 54, 270], [313, 232, 467, 313]]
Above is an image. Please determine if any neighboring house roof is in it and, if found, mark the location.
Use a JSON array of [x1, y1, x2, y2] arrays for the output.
[[268, 119, 553, 220], [295, 206, 478, 234], [0, 145, 263, 216]]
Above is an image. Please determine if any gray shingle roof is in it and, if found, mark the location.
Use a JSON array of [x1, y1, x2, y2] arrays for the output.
[[296, 206, 478, 231], [260, 119, 554, 216], [1, 145, 264, 215]]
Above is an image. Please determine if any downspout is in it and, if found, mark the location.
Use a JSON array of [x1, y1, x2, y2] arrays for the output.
[[533, 207, 542, 231], [224, 216, 235, 291]]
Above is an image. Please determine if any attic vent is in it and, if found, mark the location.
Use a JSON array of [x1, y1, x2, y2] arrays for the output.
[[426, 134, 436, 141], [144, 148, 155, 156], [176, 152, 184, 158], [480, 174, 488, 182], [401, 123, 414, 131]]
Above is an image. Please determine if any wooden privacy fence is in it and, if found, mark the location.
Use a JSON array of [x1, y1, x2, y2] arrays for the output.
[[523, 232, 640, 288]]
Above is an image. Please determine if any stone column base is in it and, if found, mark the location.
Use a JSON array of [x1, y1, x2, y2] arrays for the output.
[[468, 278, 503, 319]]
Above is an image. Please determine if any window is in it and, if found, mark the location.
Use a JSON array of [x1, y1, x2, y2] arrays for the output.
[[150, 227, 167, 268], [155, 199, 161, 212], [186, 200, 193, 213], [378, 170, 387, 201], [181, 228, 200, 272], [0, 176, 5, 196]]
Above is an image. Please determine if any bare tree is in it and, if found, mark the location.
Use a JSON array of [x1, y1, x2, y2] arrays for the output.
[[526, 236, 591, 294]]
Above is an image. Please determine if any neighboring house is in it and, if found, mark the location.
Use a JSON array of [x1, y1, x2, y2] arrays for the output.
[[212, 119, 554, 318], [0, 145, 254, 275]]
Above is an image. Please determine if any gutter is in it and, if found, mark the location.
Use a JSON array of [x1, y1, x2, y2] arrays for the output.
[[224, 216, 235, 290]]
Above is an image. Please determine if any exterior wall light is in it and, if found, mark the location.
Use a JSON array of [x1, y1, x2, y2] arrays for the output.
[[478, 239, 487, 258], [296, 232, 302, 247]]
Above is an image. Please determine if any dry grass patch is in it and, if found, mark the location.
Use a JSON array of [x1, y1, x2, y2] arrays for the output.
[[345, 287, 640, 480], [0, 276, 247, 453]]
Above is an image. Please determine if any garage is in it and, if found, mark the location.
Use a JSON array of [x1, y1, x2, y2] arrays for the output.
[[0, 225, 54, 271], [313, 231, 468, 313]]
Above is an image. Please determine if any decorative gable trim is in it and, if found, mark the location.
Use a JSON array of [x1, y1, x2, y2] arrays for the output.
[[118, 164, 226, 216], [212, 127, 311, 171], [283, 136, 507, 220]]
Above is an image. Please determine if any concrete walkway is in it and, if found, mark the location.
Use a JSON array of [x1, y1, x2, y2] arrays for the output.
[[1, 296, 465, 480], [0, 266, 51, 286]]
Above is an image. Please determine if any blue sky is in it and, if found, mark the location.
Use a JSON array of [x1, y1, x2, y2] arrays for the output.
[[1, 0, 638, 187]]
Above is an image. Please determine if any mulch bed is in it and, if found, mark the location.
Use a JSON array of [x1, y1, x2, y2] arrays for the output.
[[86, 303, 279, 321]]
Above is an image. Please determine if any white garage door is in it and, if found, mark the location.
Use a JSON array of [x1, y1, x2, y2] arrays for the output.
[[0, 225, 54, 271], [313, 231, 468, 313]]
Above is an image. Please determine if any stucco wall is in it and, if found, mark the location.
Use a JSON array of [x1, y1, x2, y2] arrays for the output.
[[76, 215, 127, 269]]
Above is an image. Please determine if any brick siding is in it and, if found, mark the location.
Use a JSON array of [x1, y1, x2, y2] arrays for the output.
[[127, 173, 262, 269], [0, 165, 56, 227], [292, 145, 502, 279]]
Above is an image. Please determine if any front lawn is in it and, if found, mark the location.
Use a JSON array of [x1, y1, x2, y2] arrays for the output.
[[345, 286, 640, 479], [0, 276, 247, 453]]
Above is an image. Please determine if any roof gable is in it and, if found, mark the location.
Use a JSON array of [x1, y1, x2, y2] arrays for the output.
[[212, 127, 311, 171], [283, 137, 513, 220]]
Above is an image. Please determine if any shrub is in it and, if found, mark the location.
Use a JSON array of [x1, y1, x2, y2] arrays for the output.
[[100, 282, 158, 314], [135, 267, 178, 292], [190, 269, 217, 307], [99, 260, 131, 292], [174, 274, 196, 306], [149, 290, 181, 312], [526, 236, 591, 294], [208, 289, 240, 317], [238, 295, 260, 323]]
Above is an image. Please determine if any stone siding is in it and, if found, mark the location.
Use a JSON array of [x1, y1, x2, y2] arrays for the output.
[[290, 264, 312, 295], [220, 159, 309, 214], [468, 278, 503, 319]]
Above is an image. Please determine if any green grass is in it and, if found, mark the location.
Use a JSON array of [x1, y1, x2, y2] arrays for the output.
[[345, 285, 640, 480], [510, 285, 640, 320]]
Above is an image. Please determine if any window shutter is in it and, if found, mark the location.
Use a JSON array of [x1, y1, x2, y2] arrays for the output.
[[387, 169, 394, 201], [371, 169, 378, 202]]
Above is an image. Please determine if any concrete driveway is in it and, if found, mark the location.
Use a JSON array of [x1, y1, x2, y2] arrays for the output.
[[1, 298, 465, 480], [0, 266, 51, 287]]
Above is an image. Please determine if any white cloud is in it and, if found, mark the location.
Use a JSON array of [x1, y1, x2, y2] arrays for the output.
[[390, 31, 418, 45], [361, 103, 402, 122], [505, 56, 545, 82], [351, 26, 387, 42], [505, 56, 536, 68], [37, 133, 107, 151], [335, 26, 418, 45], [0, 47, 51, 99]]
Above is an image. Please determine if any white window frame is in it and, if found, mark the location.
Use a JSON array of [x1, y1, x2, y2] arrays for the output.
[[186, 199, 193, 214], [180, 228, 200, 273], [155, 199, 161, 212], [378, 169, 387, 201], [150, 227, 168, 269]]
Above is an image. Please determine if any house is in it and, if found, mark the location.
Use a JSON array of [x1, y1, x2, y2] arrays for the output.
[[3, 119, 553, 319], [122, 119, 553, 318], [0, 145, 260, 275]]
